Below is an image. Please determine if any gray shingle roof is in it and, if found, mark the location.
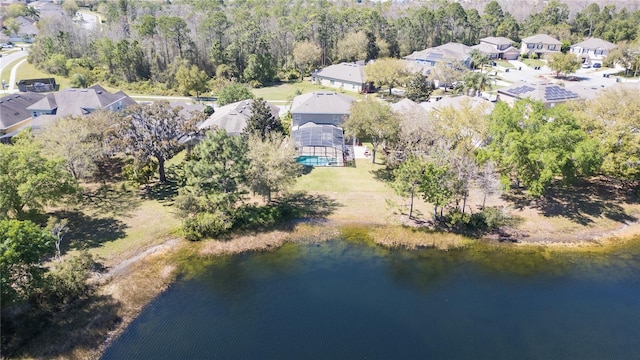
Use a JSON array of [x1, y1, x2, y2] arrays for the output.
[[405, 42, 472, 63], [0, 92, 45, 131], [314, 63, 365, 84], [27, 85, 134, 118], [571, 38, 617, 51], [198, 99, 279, 135], [480, 37, 514, 46], [290, 92, 356, 115], [522, 34, 562, 45]]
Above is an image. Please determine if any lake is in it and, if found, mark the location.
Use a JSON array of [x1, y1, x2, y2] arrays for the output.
[[102, 238, 640, 359]]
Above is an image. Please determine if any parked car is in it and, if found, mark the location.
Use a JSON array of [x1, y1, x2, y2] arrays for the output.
[[581, 63, 591, 69], [0, 43, 14, 49], [593, 63, 602, 68]]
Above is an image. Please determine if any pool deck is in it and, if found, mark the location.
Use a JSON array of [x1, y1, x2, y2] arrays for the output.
[[352, 146, 369, 159]]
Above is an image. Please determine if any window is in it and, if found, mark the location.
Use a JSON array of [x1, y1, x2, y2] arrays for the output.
[[536, 44, 543, 49], [330, 80, 335, 85], [548, 45, 556, 50], [293, 114, 302, 125], [527, 43, 535, 49], [582, 48, 588, 53], [333, 115, 341, 124], [595, 49, 603, 55]]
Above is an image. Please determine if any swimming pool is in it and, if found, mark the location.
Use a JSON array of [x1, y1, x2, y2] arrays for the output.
[[296, 156, 338, 166]]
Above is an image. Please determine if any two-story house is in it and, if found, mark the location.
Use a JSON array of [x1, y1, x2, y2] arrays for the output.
[[472, 37, 520, 60], [569, 38, 617, 66], [290, 92, 356, 167], [520, 34, 562, 59]]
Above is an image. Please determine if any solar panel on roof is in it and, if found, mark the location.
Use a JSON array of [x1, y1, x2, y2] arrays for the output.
[[510, 86, 535, 95]]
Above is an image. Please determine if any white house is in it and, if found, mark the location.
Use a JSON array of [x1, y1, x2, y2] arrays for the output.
[[569, 38, 617, 65], [311, 62, 369, 93]]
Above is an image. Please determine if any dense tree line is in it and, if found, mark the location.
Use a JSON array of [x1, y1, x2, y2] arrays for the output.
[[22, 0, 640, 94], [350, 87, 639, 227]]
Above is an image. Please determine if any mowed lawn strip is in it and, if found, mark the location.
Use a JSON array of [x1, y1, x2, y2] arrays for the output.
[[294, 159, 432, 223]]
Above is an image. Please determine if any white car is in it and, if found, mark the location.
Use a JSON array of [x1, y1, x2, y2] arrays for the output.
[[1, 43, 14, 49]]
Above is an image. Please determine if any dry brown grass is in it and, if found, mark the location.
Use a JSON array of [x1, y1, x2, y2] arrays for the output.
[[199, 222, 340, 256]]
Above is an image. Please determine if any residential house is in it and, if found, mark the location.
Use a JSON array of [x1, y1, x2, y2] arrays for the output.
[[570, 38, 617, 65], [9, 16, 38, 42], [311, 62, 370, 93], [472, 37, 520, 60], [497, 82, 582, 107], [27, 84, 136, 120], [197, 99, 279, 136], [520, 34, 562, 59], [404, 42, 473, 68], [290, 92, 355, 129], [0, 92, 45, 142], [290, 92, 356, 166]]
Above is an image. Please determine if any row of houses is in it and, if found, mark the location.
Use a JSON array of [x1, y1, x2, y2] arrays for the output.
[[312, 35, 617, 94], [0, 84, 136, 141]]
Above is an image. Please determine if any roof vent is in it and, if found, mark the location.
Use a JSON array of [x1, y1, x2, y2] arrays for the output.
[[97, 91, 102, 94]]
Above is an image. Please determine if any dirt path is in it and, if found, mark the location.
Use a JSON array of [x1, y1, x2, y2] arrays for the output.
[[96, 238, 181, 281]]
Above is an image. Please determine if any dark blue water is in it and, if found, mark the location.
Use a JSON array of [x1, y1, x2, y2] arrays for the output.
[[103, 240, 640, 360]]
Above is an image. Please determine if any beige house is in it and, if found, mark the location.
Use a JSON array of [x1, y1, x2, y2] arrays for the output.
[[570, 38, 617, 65], [520, 34, 562, 59], [473, 37, 520, 60]]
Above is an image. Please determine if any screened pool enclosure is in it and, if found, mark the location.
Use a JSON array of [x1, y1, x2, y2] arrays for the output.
[[292, 124, 354, 167]]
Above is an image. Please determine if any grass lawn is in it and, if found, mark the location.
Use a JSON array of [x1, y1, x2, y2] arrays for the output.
[[494, 60, 514, 68], [14, 60, 72, 90], [0, 58, 21, 85], [294, 158, 432, 223], [521, 58, 545, 68], [253, 80, 367, 103]]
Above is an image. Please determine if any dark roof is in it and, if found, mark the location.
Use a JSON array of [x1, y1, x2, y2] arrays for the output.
[[0, 92, 46, 131], [292, 123, 344, 149]]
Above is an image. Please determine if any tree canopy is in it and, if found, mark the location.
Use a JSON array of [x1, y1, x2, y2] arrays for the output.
[[244, 98, 284, 139], [216, 82, 255, 106], [112, 101, 200, 183], [343, 100, 400, 164], [484, 99, 601, 196], [364, 58, 408, 95], [0, 219, 54, 304], [547, 52, 581, 77], [0, 134, 78, 219]]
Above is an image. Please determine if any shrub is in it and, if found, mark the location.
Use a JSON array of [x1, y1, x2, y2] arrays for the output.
[[442, 207, 509, 237], [183, 211, 233, 241], [43, 250, 96, 304]]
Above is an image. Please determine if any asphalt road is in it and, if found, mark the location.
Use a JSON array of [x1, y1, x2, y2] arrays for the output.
[[0, 49, 28, 92]]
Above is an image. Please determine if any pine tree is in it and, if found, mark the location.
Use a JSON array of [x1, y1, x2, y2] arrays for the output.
[[244, 98, 284, 140]]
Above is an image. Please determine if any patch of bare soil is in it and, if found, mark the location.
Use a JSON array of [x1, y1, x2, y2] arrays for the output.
[[489, 177, 640, 246]]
